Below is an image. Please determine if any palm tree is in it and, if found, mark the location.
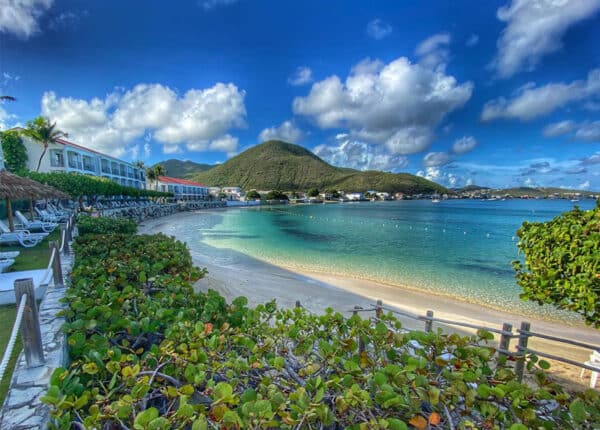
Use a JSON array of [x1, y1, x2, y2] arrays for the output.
[[146, 166, 157, 190], [133, 160, 146, 169], [0, 96, 16, 102], [153, 165, 166, 191], [21, 116, 68, 172]]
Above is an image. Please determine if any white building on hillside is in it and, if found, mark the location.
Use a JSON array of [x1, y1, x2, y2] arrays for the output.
[[345, 192, 364, 201], [19, 136, 146, 189], [154, 176, 209, 200]]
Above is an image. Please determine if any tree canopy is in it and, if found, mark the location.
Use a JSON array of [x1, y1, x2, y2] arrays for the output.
[[0, 130, 28, 173], [245, 190, 261, 200], [265, 190, 288, 200], [21, 116, 68, 172], [513, 200, 600, 327]]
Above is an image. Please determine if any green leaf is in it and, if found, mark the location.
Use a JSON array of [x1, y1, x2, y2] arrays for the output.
[[569, 398, 587, 423], [134, 407, 159, 430]]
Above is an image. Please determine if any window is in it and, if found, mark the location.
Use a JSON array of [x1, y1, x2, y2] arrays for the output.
[[83, 156, 95, 172], [50, 150, 64, 167]]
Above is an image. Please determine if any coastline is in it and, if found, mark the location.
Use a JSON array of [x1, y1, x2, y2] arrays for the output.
[[138, 210, 600, 388]]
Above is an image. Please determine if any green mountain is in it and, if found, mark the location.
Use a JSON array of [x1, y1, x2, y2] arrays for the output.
[[154, 159, 213, 179], [191, 140, 447, 194]]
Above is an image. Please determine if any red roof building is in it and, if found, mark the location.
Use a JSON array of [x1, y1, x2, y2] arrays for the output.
[[154, 175, 209, 200]]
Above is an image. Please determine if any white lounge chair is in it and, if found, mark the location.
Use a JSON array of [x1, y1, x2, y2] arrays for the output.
[[580, 351, 600, 388], [0, 251, 19, 259], [0, 258, 15, 272], [48, 203, 70, 217], [15, 210, 57, 233], [35, 207, 64, 223], [0, 220, 47, 247]]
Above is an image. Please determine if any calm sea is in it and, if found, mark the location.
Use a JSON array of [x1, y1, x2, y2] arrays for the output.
[[178, 199, 597, 323]]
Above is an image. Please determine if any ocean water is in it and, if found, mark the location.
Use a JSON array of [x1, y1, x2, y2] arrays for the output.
[[180, 199, 597, 324]]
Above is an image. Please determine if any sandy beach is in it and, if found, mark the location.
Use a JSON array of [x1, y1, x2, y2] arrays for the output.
[[138, 211, 600, 390]]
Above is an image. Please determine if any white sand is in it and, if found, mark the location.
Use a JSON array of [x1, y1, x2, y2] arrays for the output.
[[138, 211, 600, 388]]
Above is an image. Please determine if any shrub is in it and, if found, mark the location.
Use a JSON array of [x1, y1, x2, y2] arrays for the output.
[[514, 200, 600, 327], [0, 130, 28, 173], [77, 215, 137, 236], [44, 233, 600, 429]]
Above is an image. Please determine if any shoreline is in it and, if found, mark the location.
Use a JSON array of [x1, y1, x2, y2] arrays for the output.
[[138, 210, 600, 388]]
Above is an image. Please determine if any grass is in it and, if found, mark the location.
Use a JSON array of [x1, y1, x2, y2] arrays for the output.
[[0, 304, 19, 406], [3, 229, 61, 272], [0, 228, 60, 405]]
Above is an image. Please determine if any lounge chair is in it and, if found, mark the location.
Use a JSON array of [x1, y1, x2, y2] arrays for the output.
[[0, 251, 19, 259], [35, 207, 65, 223], [0, 220, 47, 247], [0, 258, 15, 272], [48, 203, 70, 217], [15, 210, 58, 233]]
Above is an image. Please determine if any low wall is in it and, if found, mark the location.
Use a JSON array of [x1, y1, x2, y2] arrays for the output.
[[100, 201, 226, 222]]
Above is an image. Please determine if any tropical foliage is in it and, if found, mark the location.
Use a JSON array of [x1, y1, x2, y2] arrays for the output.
[[77, 215, 137, 236], [20, 116, 68, 172], [192, 141, 448, 194], [25, 171, 171, 203], [0, 130, 28, 173], [264, 190, 288, 200], [146, 165, 166, 191], [514, 199, 600, 327], [245, 190, 261, 200], [43, 226, 600, 429]]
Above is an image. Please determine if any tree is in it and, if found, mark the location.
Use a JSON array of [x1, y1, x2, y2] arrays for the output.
[[326, 189, 340, 199], [0, 130, 28, 172], [0, 95, 16, 101], [133, 160, 145, 169], [21, 116, 68, 172], [246, 190, 261, 200], [146, 165, 166, 191], [307, 188, 320, 197], [265, 190, 288, 200], [513, 200, 600, 327]]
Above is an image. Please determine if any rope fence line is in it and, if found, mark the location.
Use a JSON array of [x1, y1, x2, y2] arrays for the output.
[[340, 299, 600, 383], [0, 294, 28, 386], [0, 212, 75, 388]]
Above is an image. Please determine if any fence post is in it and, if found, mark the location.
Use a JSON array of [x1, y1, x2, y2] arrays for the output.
[[295, 300, 301, 308], [50, 240, 63, 287], [375, 300, 383, 318], [425, 310, 434, 332], [515, 321, 531, 382], [353, 306, 365, 354], [66, 216, 73, 242], [14, 278, 45, 367], [499, 322, 513, 357]]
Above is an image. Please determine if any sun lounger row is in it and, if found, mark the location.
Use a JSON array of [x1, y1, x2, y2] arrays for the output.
[[0, 219, 50, 247]]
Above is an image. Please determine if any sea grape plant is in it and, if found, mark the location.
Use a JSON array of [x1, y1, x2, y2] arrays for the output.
[[43, 229, 600, 429], [514, 199, 600, 327]]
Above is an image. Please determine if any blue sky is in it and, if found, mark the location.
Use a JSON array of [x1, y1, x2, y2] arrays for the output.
[[1, 0, 599, 190]]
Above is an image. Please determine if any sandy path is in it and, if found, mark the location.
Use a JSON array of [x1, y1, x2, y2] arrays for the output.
[[138, 212, 600, 390]]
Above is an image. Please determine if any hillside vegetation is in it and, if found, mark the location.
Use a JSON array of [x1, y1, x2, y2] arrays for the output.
[[192, 141, 447, 194], [154, 159, 213, 179]]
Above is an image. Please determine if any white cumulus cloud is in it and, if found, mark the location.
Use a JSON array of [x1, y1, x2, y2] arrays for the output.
[[313, 139, 408, 172], [423, 152, 451, 167], [451, 136, 478, 154], [0, 0, 54, 38], [366, 19, 392, 40], [493, 0, 600, 78], [41, 82, 246, 158], [293, 56, 473, 155], [543, 120, 600, 142], [481, 68, 600, 121], [258, 120, 303, 143], [415, 32, 451, 69], [288, 67, 313, 86]]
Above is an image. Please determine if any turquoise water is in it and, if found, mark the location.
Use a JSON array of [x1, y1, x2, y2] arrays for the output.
[[186, 199, 596, 323]]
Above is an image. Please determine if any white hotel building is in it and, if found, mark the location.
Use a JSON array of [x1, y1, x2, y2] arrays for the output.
[[20, 136, 146, 189], [154, 176, 209, 201]]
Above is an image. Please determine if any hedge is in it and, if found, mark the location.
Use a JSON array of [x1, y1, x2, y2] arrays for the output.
[[44, 233, 600, 429], [76, 215, 137, 236]]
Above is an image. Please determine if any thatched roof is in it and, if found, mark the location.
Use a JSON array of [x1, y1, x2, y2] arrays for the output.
[[0, 170, 69, 200]]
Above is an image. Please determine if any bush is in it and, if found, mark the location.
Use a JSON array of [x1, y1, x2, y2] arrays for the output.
[[264, 190, 288, 200], [77, 215, 137, 236], [44, 233, 600, 429], [0, 130, 28, 173], [514, 200, 600, 327]]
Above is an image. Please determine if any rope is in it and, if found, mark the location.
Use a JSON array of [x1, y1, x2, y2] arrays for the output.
[[0, 293, 28, 386], [59, 229, 66, 253], [39, 247, 56, 286]]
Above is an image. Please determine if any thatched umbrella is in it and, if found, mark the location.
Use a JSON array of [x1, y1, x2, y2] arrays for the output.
[[0, 169, 69, 231]]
